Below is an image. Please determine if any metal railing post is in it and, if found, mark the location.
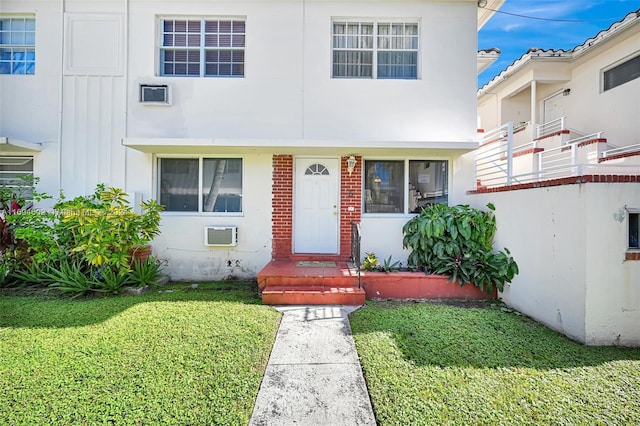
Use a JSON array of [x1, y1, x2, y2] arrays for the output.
[[350, 222, 361, 289], [506, 121, 514, 186]]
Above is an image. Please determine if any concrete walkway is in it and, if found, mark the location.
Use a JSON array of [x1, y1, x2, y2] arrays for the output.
[[249, 305, 376, 426]]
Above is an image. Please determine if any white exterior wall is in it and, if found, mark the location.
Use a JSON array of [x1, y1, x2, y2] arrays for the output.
[[125, 0, 477, 142], [0, 1, 63, 199], [1, 0, 479, 280], [584, 184, 640, 346], [569, 31, 640, 145], [467, 183, 640, 346]]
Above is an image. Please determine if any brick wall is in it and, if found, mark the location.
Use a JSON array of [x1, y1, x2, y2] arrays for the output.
[[340, 155, 362, 260], [270, 154, 363, 260], [272, 155, 293, 260]]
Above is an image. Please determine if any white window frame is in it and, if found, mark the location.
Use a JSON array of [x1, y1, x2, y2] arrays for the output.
[[628, 208, 640, 250], [158, 16, 246, 78], [0, 16, 36, 75], [155, 155, 244, 216], [331, 19, 420, 80], [0, 156, 35, 202], [602, 52, 640, 92], [362, 158, 449, 217]]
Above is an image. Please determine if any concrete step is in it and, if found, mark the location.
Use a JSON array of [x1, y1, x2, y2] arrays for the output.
[[261, 286, 365, 305]]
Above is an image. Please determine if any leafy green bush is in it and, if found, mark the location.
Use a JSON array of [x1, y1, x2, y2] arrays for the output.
[[56, 185, 163, 272], [362, 252, 380, 271], [402, 203, 518, 293], [1, 181, 167, 295]]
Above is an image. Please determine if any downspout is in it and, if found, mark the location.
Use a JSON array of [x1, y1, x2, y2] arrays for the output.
[[57, 0, 65, 193]]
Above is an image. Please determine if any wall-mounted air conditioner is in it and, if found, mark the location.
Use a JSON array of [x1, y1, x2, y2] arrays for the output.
[[140, 84, 170, 105], [204, 226, 238, 247]]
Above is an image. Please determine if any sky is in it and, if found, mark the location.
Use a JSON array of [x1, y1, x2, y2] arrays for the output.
[[478, 0, 640, 88]]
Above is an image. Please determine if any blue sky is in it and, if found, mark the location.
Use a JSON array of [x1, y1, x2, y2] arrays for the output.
[[478, 0, 640, 88]]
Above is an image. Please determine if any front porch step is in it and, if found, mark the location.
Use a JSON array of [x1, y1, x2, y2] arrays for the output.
[[261, 286, 366, 306], [257, 260, 359, 291]]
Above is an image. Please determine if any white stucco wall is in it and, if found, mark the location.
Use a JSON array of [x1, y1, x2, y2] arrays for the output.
[[0, 1, 63, 199], [569, 30, 640, 146], [466, 182, 640, 346], [583, 184, 640, 346], [2, 0, 479, 280], [148, 153, 274, 281]]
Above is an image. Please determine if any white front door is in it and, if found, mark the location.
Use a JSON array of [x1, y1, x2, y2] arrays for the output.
[[293, 158, 340, 254]]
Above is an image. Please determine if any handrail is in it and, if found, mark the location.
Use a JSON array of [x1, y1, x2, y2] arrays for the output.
[[602, 143, 640, 158], [474, 120, 637, 189], [536, 116, 567, 138], [563, 132, 604, 146], [350, 221, 361, 289]]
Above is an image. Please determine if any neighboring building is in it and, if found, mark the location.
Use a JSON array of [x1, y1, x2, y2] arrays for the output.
[[0, 0, 503, 280], [469, 9, 640, 346]]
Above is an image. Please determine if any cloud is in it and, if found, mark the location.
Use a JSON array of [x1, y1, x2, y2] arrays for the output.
[[503, 23, 523, 32], [487, 0, 600, 33]]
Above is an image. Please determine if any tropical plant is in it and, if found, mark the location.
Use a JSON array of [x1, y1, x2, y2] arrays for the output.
[[93, 266, 132, 295], [362, 252, 380, 271], [10, 260, 57, 287], [402, 203, 518, 293], [381, 255, 401, 273], [45, 260, 99, 298], [56, 185, 164, 272], [0, 258, 16, 288], [129, 256, 167, 288], [0, 175, 51, 253]]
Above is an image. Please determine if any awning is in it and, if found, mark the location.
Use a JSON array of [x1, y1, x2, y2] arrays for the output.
[[122, 137, 479, 156], [0, 137, 43, 153]]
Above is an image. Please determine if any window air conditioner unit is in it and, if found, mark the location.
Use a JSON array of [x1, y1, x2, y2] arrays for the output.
[[204, 226, 238, 247], [140, 84, 169, 104]]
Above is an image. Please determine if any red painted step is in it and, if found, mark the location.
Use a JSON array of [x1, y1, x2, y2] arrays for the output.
[[261, 286, 365, 305]]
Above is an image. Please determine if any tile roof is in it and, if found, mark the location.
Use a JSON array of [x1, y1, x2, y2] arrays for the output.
[[478, 8, 640, 95]]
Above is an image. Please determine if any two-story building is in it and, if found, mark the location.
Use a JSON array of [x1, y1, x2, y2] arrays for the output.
[[470, 8, 640, 346], [1, 0, 502, 280]]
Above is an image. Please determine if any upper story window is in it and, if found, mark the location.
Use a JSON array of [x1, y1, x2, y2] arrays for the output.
[[332, 20, 418, 79], [0, 17, 35, 75], [160, 18, 245, 77], [603, 53, 640, 92], [158, 157, 243, 213]]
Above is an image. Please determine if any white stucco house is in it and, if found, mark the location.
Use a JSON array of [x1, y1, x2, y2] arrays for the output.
[[469, 8, 640, 345], [2, 0, 638, 345], [0, 0, 504, 279]]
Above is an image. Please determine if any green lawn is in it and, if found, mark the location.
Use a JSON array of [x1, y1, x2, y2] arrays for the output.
[[0, 282, 281, 425], [350, 301, 640, 425]]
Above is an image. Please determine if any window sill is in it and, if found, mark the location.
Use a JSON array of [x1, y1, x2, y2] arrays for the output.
[[160, 212, 244, 218], [625, 251, 640, 261]]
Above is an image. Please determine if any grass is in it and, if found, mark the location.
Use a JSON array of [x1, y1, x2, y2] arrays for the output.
[[350, 301, 640, 425], [0, 281, 281, 425]]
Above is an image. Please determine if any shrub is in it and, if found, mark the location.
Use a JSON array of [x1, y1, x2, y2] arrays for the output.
[[402, 203, 518, 293], [1, 181, 167, 295], [56, 185, 163, 272], [129, 256, 167, 288], [362, 252, 380, 271]]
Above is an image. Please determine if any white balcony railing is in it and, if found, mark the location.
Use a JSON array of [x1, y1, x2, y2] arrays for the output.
[[602, 143, 640, 158], [474, 120, 639, 190], [536, 116, 566, 138]]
